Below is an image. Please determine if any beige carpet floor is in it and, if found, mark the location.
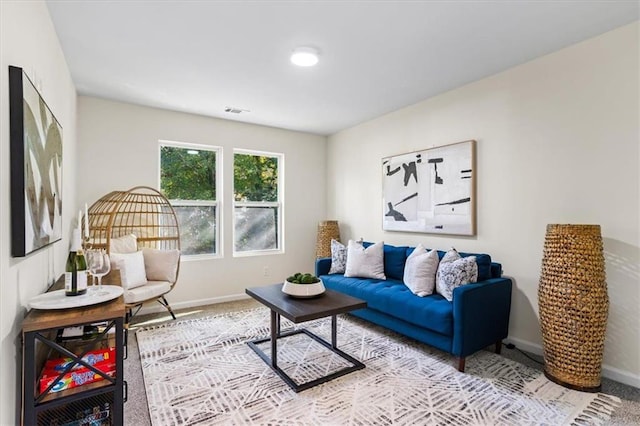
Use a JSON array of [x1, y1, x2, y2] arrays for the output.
[[125, 299, 640, 425]]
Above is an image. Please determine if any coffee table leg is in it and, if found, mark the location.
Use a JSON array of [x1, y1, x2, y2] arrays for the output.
[[271, 310, 278, 367], [331, 314, 337, 348]]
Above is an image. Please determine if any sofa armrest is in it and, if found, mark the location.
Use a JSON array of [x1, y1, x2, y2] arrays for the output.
[[315, 257, 332, 276], [451, 277, 512, 358]]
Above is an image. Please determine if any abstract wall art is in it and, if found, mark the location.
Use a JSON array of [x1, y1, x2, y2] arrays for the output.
[[382, 140, 476, 236], [9, 66, 63, 257]]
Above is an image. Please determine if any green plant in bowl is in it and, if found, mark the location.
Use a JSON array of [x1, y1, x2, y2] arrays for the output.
[[286, 272, 320, 284], [282, 272, 325, 298]]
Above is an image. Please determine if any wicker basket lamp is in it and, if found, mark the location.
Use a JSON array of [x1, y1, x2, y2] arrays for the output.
[[316, 220, 340, 258], [538, 224, 608, 392], [85, 186, 181, 321]]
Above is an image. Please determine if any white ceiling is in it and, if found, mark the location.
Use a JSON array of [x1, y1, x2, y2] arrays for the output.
[[46, 1, 639, 136]]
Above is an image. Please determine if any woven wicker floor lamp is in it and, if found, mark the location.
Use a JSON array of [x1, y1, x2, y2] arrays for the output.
[[538, 224, 608, 392], [316, 220, 340, 258]]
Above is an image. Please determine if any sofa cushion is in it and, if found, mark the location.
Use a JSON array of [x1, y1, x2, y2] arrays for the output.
[[345, 240, 386, 279], [321, 275, 453, 336], [460, 252, 491, 281], [403, 244, 439, 296], [437, 256, 478, 302], [364, 242, 408, 280]]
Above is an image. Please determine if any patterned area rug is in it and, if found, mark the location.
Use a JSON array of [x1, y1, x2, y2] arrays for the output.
[[136, 308, 620, 425]]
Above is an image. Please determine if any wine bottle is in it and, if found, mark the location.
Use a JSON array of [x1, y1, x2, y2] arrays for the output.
[[65, 229, 88, 296]]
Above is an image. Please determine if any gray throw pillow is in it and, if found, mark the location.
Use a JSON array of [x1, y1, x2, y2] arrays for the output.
[[344, 240, 386, 280]]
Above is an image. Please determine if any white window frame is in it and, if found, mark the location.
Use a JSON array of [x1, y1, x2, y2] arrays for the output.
[[232, 148, 284, 257], [159, 140, 222, 260]]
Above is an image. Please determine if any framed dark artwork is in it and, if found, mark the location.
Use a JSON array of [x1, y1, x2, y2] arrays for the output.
[[382, 140, 476, 236], [9, 66, 63, 257]]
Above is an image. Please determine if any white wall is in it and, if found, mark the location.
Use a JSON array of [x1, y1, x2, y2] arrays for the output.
[[77, 97, 326, 307], [327, 22, 639, 386], [0, 2, 78, 425]]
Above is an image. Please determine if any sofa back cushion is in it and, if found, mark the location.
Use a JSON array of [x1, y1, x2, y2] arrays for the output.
[[363, 242, 408, 281]]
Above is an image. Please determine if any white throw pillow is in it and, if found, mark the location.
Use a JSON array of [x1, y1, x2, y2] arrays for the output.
[[437, 256, 478, 302], [142, 248, 180, 283], [344, 240, 386, 280], [110, 251, 147, 289], [328, 239, 348, 274], [110, 234, 138, 254], [403, 244, 439, 297]]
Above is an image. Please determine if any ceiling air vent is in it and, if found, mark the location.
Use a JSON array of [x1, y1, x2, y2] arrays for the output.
[[224, 106, 249, 114]]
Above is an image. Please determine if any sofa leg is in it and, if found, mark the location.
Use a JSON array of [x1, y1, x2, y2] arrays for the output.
[[456, 357, 466, 372], [495, 340, 502, 354]]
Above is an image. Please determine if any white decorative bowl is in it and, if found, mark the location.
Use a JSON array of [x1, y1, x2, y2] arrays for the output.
[[282, 279, 325, 298]]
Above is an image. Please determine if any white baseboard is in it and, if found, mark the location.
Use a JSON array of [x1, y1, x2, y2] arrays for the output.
[[506, 335, 640, 389]]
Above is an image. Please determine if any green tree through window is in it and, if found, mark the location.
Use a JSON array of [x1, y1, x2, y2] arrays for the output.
[[233, 151, 282, 253], [160, 144, 219, 256]]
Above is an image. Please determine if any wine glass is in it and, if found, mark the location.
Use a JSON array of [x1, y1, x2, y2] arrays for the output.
[[88, 249, 111, 295]]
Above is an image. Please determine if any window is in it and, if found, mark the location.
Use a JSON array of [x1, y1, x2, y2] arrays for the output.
[[160, 142, 220, 256], [233, 150, 283, 254]]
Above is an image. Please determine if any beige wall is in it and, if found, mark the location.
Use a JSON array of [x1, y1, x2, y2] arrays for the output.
[[0, 2, 78, 424], [77, 97, 327, 307], [327, 22, 639, 386]]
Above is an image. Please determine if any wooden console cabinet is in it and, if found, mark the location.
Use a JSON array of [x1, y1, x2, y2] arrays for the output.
[[21, 277, 126, 425]]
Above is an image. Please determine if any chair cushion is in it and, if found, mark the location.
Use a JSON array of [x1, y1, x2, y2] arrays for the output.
[[110, 234, 138, 254], [110, 251, 147, 289], [142, 248, 180, 282], [124, 281, 172, 304]]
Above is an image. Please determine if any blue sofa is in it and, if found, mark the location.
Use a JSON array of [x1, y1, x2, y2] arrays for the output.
[[315, 243, 512, 372]]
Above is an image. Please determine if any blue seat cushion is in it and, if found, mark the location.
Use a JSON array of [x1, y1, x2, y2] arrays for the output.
[[363, 242, 408, 281], [322, 275, 453, 336]]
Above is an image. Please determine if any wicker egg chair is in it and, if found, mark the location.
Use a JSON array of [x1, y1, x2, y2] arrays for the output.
[[86, 186, 180, 324]]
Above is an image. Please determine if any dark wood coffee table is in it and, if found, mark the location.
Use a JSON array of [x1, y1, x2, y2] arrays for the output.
[[245, 283, 367, 392]]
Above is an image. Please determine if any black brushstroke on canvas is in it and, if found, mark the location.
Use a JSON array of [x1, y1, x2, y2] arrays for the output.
[[402, 161, 417, 186], [385, 164, 401, 176], [435, 197, 471, 206], [428, 158, 444, 184], [385, 202, 407, 221], [395, 192, 418, 206]]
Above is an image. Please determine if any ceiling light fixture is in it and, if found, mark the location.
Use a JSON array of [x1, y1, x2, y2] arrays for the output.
[[290, 46, 319, 67]]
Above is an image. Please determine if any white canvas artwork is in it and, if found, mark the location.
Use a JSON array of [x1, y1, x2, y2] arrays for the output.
[[382, 140, 476, 236]]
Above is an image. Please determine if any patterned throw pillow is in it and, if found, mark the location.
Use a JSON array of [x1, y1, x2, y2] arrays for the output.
[[436, 247, 460, 285], [344, 240, 386, 280], [437, 256, 478, 302], [328, 239, 348, 274], [403, 244, 439, 297]]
